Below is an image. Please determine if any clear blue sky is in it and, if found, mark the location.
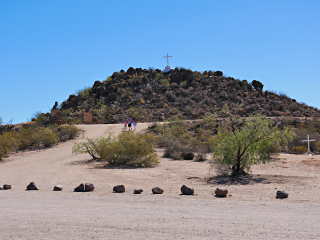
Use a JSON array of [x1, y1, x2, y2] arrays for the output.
[[1, 0, 319, 124]]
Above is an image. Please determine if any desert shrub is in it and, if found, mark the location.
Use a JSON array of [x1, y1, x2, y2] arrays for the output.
[[0, 124, 79, 158], [16, 128, 36, 150], [32, 127, 58, 148], [165, 91, 176, 102], [160, 78, 170, 88], [72, 138, 100, 160], [76, 86, 91, 100], [127, 106, 147, 120], [57, 125, 79, 141], [31, 111, 46, 123], [73, 132, 159, 167], [0, 132, 16, 159], [291, 146, 308, 154]]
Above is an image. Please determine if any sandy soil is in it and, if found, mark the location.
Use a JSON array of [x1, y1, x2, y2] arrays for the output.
[[0, 123, 319, 239]]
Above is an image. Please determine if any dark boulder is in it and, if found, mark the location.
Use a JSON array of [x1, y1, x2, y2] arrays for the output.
[[127, 67, 136, 75], [74, 183, 85, 192], [85, 183, 95, 192], [214, 188, 228, 197], [3, 184, 11, 190], [251, 80, 264, 91], [134, 189, 143, 194], [152, 187, 164, 194], [113, 185, 125, 193], [53, 185, 63, 191], [181, 185, 194, 195], [26, 182, 38, 191], [276, 191, 288, 199], [107, 92, 117, 101]]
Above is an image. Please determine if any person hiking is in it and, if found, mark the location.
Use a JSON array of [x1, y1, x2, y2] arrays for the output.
[[127, 117, 132, 131], [133, 119, 137, 131], [124, 120, 128, 131]]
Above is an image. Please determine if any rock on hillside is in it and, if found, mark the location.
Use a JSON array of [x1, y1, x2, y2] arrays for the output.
[[60, 67, 320, 123]]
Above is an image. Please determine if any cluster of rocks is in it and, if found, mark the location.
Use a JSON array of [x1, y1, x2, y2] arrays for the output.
[[1, 182, 289, 199]]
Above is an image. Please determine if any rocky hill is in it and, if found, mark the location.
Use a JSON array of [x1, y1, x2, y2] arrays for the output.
[[59, 67, 320, 123]]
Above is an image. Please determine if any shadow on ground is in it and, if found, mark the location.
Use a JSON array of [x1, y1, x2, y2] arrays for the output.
[[207, 174, 309, 186]]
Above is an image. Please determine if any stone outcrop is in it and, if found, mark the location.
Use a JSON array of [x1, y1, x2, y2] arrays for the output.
[[113, 185, 125, 193], [152, 187, 164, 194], [214, 188, 228, 197], [251, 80, 264, 91], [181, 185, 194, 195]]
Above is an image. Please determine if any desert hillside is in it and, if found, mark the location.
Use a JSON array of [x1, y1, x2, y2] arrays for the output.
[[55, 68, 320, 124]]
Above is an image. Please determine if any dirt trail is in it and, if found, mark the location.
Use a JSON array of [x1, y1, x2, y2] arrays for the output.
[[0, 123, 320, 239]]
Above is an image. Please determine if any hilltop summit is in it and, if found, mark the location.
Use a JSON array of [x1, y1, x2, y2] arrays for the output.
[[60, 67, 320, 123]]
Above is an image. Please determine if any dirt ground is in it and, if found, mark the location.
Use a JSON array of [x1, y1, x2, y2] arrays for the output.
[[0, 123, 319, 239]]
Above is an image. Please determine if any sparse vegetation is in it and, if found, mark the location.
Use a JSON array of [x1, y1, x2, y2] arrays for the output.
[[58, 67, 320, 124], [0, 124, 79, 159], [72, 132, 159, 167]]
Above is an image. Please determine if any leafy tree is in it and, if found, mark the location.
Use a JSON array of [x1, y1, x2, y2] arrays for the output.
[[213, 114, 295, 176], [0, 116, 2, 125]]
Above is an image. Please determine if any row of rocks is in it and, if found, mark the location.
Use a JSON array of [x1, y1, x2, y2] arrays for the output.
[[1, 182, 289, 199]]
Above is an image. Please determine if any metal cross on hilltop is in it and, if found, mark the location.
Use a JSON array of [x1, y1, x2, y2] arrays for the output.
[[163, 53, 172, 67], [302, 134, 315, 154]]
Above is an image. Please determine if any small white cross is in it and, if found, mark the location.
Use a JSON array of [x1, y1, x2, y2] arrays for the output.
[[302, 134, 315, 153], [163, 53, 172, 67]]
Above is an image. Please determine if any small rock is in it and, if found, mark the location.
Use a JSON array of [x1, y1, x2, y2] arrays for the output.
[[3, 184, 11, 190], [276, 191, 288, 199], [74, 183, 85, 192], [134, 189, 143, 194], [181, 185, 194, 195], [152, 187, 164, 194], [53, 185, 63, 191], [26, 182, 38, 190], [85, 183, 95, 192], [214, 188, 228, 197], [113, 185, 125, 193]]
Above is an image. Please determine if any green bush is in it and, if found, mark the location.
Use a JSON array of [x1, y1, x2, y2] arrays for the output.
[[32, 127, 58, 148], [58, 125, 79, 141], [73, 132, 159, 167], [291, 145, 308, 154], [0, 124, 79, 158], [0, 132, 16, 159]]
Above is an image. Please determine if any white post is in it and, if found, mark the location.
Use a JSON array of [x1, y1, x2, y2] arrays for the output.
[[302, 134, 315, 153]]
